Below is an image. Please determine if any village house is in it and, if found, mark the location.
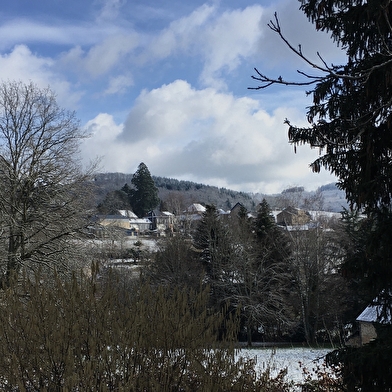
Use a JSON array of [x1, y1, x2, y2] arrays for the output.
[[230, 202, 245, 218], [94, 215, 130, 229], [277, 206, 312, 226], [147, 210, 176, 235], [356, 305, 378, 345], [89, 213, 152, 237], [129, 218, 152, 235], [88, 214, 131, 238]]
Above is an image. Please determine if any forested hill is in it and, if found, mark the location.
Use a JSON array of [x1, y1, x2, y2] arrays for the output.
[[93, 172, 348, 213], [154, 176, 256, 211], [92, 172, 256, 211]]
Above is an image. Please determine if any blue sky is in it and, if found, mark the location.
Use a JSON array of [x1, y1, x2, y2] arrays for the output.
[[0, 0, 345, 194]]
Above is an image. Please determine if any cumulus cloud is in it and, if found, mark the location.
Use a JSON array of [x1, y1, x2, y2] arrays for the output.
[[0, 1, 340, 194], [139, 4, 264, 90], [254, 0, 345, 75], [140, 4, 216, 61], [198, 5, 264, 88], [82, 80, 335, 193], [0, 45, 82, 109]]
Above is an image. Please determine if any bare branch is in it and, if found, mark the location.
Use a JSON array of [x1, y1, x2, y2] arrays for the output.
[[249, 12, 388, 90]]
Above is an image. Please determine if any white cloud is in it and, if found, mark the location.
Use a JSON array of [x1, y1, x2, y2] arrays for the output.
[[138, 4, 264, 89], [198, 5, 264, 88], [59, 33, 139, 78], [96, 0, 126, 23], [0, 19, 118, 50], [140, 4, 216, 62], [0, 45, 82, 109], [82, 80, 336, 193], [84, 113, 123, 142], [104, 74, 134, 95]]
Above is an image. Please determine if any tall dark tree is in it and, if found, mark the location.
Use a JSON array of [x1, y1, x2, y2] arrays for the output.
[[251, 2, 392, 211], [253, 199, 290, 273], [251, 1, 392, 388], [254, 199, 275, 240], [194, 203, 291, 345], [129, 163, 159, 218], [193, 205, 233, 306]]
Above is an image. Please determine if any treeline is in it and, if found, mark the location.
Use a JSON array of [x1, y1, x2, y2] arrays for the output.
[[153, 175, 252, 200]]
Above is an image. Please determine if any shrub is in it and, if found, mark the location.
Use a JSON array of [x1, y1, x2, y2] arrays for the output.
[[0, 270, 295, 391]]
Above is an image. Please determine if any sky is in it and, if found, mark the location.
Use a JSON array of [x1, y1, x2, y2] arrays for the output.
[[0, 0, 346, 194]]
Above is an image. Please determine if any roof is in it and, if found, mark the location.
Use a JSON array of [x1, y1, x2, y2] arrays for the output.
[[357, 301, 392, 324], [186, 203, 206, 213], [118, 210, 138, 218], [95, 214, 129, 221], [217, 208, 229, 215], [278, 206, 310, 216], [129, 218, 151, 224]]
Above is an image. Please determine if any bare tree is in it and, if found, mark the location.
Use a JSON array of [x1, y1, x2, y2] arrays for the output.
[[285, 216, 347, 345], [142, 235, 204, 291], [0, 81, 94, 285]]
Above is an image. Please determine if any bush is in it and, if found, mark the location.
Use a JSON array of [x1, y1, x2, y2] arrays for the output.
[[0, 270, 295, 391]]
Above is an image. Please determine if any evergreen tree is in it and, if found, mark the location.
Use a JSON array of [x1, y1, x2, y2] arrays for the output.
[[252, 1, 392, 387], [194, 203, 290, 344], [253, 199, 290, 269], [251, 200, 291, 341], [129, 163, 160, 218], [252, 2, 392, 210], [193, 205, 233, 292], [254, 199, 275, 241]]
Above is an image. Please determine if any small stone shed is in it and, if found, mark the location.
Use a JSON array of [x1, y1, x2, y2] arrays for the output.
[[355, 299, 391, 345]]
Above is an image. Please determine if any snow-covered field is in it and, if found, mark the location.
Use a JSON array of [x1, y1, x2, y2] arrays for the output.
[[238, 346, 333, 383]]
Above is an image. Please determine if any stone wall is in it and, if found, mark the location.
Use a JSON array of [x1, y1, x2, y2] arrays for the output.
[[359, 321, 377, 345]]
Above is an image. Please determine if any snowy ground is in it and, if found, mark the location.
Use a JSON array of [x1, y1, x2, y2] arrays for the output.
[[237, 346, 333, 383]]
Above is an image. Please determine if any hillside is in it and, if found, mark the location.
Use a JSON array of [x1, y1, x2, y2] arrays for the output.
[[92, 172, 348, 213]]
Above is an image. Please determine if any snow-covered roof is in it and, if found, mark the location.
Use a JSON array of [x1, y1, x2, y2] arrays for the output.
[[357, 302, 392, 324], [129, 218, 151, 224], [118, 210, 138, 218], [186, 203, 206, 213], [217, 208, 229, 215]]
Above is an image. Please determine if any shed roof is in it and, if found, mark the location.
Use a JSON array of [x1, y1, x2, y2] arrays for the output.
[[357, 301, 392, 324]]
